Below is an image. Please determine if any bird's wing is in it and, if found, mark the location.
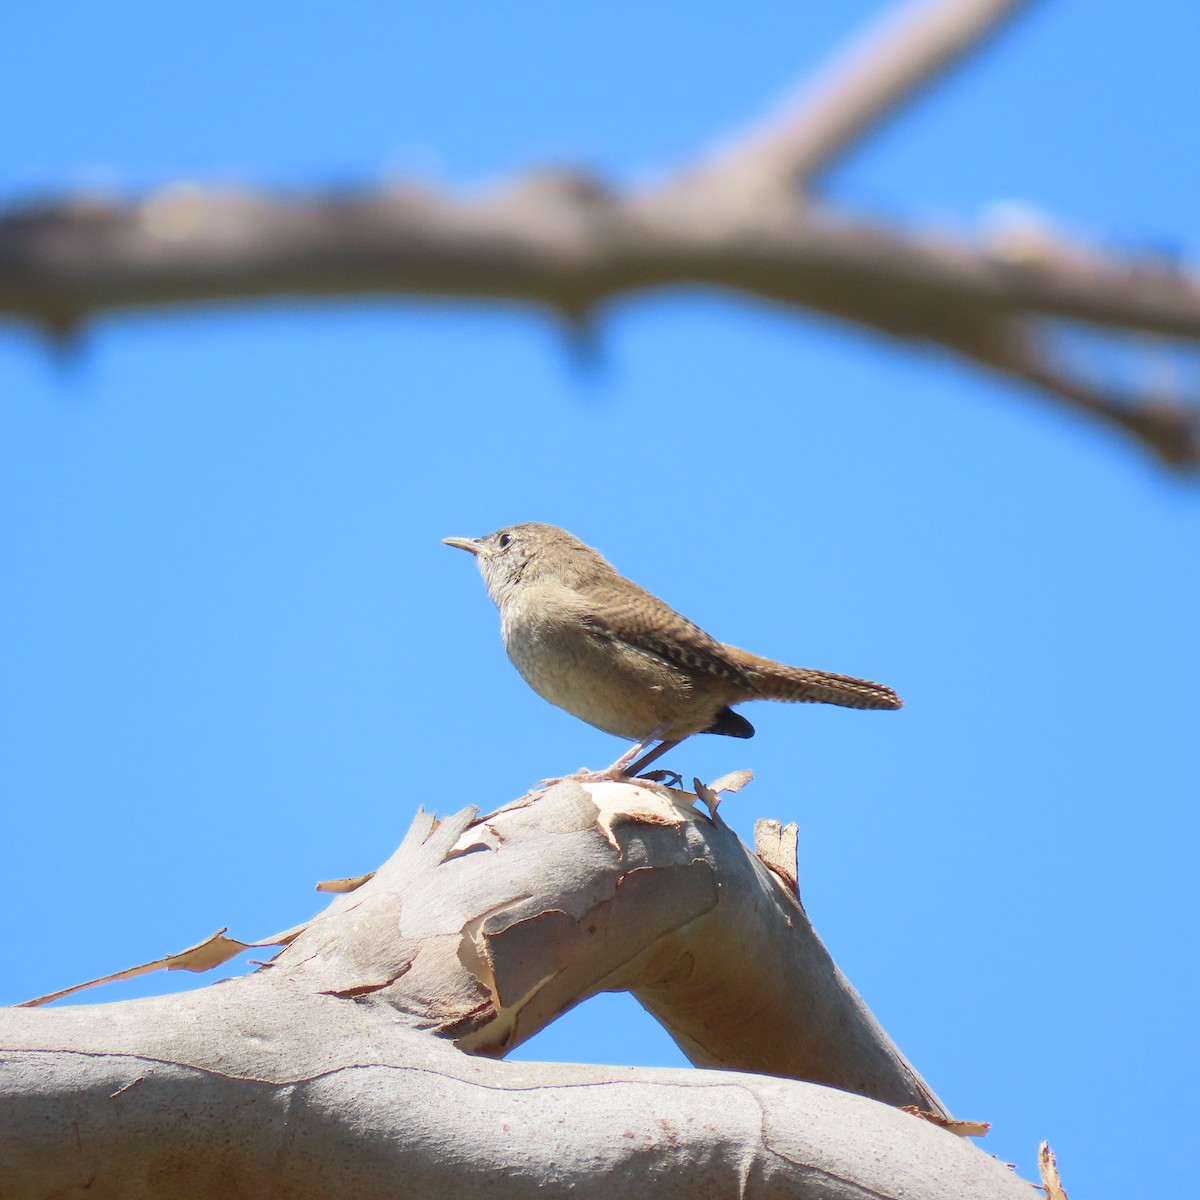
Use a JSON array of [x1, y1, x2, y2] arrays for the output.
[[580, 582, 757, 690]]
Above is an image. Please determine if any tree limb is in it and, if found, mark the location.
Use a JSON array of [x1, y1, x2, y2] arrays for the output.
[[1, 782, 1045, 1198], [4, 185, 1196, 466], [2, 1026, 1031, 1200]]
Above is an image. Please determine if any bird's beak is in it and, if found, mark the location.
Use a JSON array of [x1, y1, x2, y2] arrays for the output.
[[443, 536, 484, 556]]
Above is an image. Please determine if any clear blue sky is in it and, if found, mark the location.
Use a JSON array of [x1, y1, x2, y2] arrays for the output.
[[2, 3, 1198, 1196]]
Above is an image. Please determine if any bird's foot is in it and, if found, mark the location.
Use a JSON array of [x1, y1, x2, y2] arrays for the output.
[[533, 764, 638, 789], [532, 763, 619, 791], [530, 734, 684, 795], [530, 763, 678, 795], [637, 768, 683, 788]]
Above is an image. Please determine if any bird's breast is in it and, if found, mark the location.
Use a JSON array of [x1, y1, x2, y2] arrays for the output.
[[499, 589, 716, 741]]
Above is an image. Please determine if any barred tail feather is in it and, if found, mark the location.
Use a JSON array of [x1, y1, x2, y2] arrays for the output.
[[767, 666, 902, 710], [729, 648, 903, 711]]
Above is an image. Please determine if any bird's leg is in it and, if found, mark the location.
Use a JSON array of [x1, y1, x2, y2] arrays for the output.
[[533, 729, 678, 791], [594, 730, 670, 780], [625, 738, 683, 777]]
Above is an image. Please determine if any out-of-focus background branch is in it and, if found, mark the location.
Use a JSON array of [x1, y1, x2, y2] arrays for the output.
[[6, 181, 1200, 465], [1, 0, 1198, 465]]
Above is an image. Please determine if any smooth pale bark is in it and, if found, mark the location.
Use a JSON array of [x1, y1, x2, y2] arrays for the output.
[[1, 782, 1037, 1198]]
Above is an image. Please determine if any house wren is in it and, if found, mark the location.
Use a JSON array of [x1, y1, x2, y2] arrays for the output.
[[443, 523, 901, 780]]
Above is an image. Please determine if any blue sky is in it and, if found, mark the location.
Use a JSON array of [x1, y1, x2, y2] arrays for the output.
[[2, 2, 1198, 1196]]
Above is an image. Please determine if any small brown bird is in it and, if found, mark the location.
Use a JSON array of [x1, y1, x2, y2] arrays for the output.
[[443, 523, 901, 781]]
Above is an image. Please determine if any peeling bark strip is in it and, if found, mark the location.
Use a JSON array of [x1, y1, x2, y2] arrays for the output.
[[1, 0, 1196, 467], [1, 783, 1052, 1197]]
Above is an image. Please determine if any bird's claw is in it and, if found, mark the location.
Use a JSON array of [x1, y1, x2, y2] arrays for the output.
[[530, 764, 679, 794], [637, 769, 683, 788]]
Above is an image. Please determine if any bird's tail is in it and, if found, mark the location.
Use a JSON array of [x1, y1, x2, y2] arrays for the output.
[[728, 647, 902, 711]]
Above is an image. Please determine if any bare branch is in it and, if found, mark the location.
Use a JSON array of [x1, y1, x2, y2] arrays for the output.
[[4, 186, 1198, 466], [0, 786, 1046, 1198], [2, 1016, 1034, 1200], [974, 327, 1200, 468], [695, 0, 1032, 192]]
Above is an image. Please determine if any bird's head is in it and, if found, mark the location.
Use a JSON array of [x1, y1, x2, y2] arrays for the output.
[[443, 522, 606, 607]]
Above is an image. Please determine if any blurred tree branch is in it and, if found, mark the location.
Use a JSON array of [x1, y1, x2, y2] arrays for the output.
[[694, 0, 1031, 190], [2, 0, 1196, 468]]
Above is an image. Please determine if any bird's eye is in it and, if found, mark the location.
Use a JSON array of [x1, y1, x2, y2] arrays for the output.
[[497, 532, 513, 549]]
